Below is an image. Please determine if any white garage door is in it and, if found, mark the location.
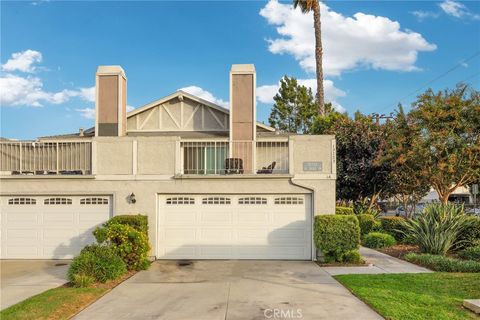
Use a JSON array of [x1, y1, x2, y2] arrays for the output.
[[157, 194, 311, 260], [0, 196, 111, 259]]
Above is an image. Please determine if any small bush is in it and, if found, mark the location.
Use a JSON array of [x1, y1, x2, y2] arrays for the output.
[[357, 214, 375, 236], [402, 203, 470, 255], [314, 215, 360, 263], [458, 245, 480, 262], [380, 216, 408, 242], [68, 245, 127, 283], [335, 207, 354, 215], [342, 250, 362, 264], [454, 216, 480, 250], [105, 215, 148, 235], [94, 224, 151, 271], [372, 220, 382, 232], [404, 253, 480, 272], [71, 274, 95, 288], [363, 232, 396, 249]]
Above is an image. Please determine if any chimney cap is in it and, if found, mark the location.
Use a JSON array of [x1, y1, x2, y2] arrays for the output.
[[96, 65, 126, 78], [231, 64, 255, 73]]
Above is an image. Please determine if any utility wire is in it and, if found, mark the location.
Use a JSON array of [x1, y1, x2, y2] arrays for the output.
[[374, 51, 480, 113]]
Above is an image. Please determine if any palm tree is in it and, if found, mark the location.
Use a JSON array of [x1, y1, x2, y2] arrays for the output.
[[293, 0, 325, 116]]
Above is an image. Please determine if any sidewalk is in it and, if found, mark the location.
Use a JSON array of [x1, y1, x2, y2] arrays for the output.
[[322, 247, 431, 276]]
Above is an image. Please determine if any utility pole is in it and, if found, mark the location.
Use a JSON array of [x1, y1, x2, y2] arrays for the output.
[[371, 113, 395, 125]]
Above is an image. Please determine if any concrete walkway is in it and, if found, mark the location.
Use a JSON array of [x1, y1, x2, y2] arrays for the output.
[[1, 260, 69, 310], [322, 247, 431, 276], [75, 260, 382, 320]]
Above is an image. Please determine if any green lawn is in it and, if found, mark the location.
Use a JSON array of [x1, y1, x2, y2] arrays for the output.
[[0, 286, 107, 320], [335, 273, 480, 320]]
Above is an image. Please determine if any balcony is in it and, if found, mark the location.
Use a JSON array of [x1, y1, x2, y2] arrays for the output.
[[0, 141, 92, 175], [180, 140, 289, 175]]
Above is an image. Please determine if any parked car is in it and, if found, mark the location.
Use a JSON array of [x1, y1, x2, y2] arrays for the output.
[[395, 203, 426, 217], [466, 207, 480, 216]]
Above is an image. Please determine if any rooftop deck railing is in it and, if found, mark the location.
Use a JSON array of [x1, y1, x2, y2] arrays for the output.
[[180, 140, 289, 175], [0, 141, 92, 175]]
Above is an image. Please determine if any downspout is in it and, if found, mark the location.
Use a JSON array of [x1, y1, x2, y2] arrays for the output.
[[290, 177, 317, 261]]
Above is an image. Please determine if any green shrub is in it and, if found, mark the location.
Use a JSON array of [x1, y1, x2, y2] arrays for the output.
[[342, 250, 362, 264], [94, 224, 151, 271], [404, 253, 480, 272], [454, 216, 480, 250], [68, 245, 127, 283], [458, 245, 480, 262], [372, 220, 382, 232], [379, 216, 408, 242], [401, 203, 471, 255], [71, 274, 95, 288], [335, 207, 354, 215], [105, 215, 148, 235], [363, 232, 396, 249], [357, 214, 375, 236], [314, 215, 360, 263]]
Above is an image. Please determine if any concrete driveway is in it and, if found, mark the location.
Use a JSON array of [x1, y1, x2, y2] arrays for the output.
[[75, 260, 382, 320], [0, 260, 69, 310]]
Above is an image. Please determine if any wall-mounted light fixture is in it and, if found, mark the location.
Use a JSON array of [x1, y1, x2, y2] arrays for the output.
[[129, 193, 136, 204]]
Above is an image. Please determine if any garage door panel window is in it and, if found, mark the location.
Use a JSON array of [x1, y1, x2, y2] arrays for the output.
[[44, 198, 72, 205], [1, 195, 111, 259], [274, 197, 304, 205], [80, 198, 109, 205], [238, 197, 267, 205], [8, 198, 36, 205], [166, 197, 195, 205], [202, 197, 231, 205]]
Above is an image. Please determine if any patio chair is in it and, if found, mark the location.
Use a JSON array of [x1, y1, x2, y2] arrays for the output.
[[225, 158, 244, 174], [257, 161, 276, 174]]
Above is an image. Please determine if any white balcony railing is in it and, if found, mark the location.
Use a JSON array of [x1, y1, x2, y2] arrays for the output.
[[0, 141, 92, 175], [180, 140, 289, 175]]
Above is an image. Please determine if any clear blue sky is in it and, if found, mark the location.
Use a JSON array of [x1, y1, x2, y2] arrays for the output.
[[1, 0, 479, 139]]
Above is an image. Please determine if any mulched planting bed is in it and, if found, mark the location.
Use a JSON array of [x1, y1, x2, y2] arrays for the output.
[[378, 244, 419, 259]]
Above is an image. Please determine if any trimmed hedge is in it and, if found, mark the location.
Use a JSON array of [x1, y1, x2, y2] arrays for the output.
[[379, 216, 409, 242], [455, 216, 480, 250], [404, 253, 480, 273], [342, 250, 362, 264], [68, 244, 127, 285], [458, 245, 480, 262], [335, 206, 354, 215], [314, 215, 360, 262], [357, 214, 375, 236], [94, 224, 151, 271], [105, 215, 148, 235], [363, 232, 396, 249]]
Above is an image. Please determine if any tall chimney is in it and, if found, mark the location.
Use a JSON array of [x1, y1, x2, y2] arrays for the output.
[[230, 64, 256, 173], [95, 66, 127, 136]]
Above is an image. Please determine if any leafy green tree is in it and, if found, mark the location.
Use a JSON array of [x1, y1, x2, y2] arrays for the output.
[[311, 103, 348, 134], [293, 0, 324, 115], [409, 84, 480, 203], [268, 76, 317, 133], [323, 113, 395, 207], [382, 105, 430, 217]]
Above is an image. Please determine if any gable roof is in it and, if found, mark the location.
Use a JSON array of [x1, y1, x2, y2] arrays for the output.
[[128, 90, 275, 132], [36, 90, 275, 140]]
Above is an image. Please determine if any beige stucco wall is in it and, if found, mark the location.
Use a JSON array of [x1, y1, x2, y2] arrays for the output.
[[0, 177, 313, 255], [95, 138, 133, 175], [0, 134, 336, 255], [291, 135, 335, 175]]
